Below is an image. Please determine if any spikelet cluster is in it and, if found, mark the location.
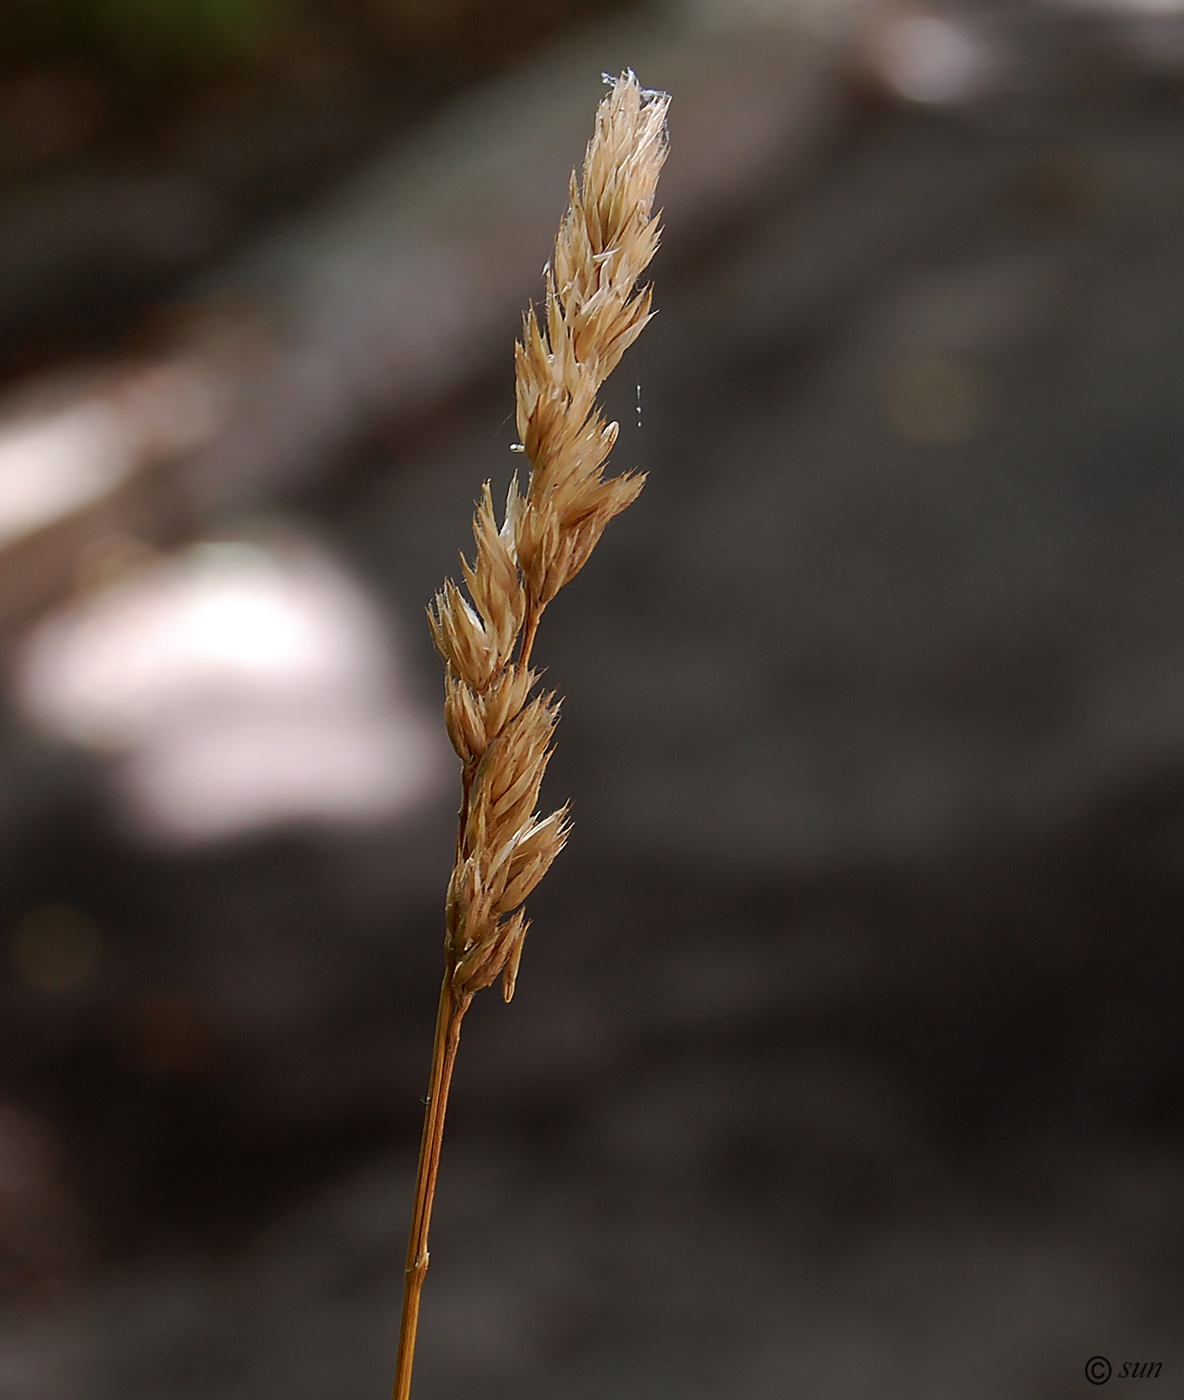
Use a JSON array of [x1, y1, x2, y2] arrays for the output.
[[427, 70, 669, 1005]]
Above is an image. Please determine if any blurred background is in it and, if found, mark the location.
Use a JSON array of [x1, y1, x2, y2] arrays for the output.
[[0, 0, 1183, 1395]]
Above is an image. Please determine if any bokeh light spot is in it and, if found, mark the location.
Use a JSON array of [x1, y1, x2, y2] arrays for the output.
[[15, 534, 450, 843], [118, 993, 223, 1076], [885, 353, 983, 445], [10, 904, 102, 994], [875, 14, 989, 104]]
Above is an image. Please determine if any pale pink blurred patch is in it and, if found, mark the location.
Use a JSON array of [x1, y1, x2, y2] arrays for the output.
[[0, 359, 228, 549], [15, 536, 450, 845], [867, 9, 996, 104]]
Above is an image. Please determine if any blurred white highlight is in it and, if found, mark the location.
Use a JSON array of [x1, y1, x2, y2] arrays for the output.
[[0, 404, 130, 546], [876, 15, 989, 103], [16, 537, 448, 843], [0, 361, 225, 546]]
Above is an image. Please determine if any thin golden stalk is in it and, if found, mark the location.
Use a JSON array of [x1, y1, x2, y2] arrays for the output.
[[392, 69, 669, 1400], [391, 977, 468, 1400]]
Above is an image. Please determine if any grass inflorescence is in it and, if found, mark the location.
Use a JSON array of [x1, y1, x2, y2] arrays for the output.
[[392, 67, 669, 1400]]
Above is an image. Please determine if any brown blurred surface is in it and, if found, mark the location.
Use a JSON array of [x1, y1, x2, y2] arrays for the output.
[[0, 0, 641, 381], [0, 0, 1183, 1396]]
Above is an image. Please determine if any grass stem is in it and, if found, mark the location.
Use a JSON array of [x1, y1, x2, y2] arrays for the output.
[[391, 977, 471, 1400]]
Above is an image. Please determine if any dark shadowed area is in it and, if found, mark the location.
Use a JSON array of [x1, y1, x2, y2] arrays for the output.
[[0, 0, 1181, 1395]]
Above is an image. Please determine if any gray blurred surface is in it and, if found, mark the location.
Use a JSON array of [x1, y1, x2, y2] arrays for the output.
[[182, 1, 834, 507], [2, 1, 1184, 1397]]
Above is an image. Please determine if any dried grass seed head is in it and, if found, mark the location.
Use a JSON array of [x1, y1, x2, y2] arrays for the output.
[[433, 68, 666, 1009], [511, 70, 666, 604]]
